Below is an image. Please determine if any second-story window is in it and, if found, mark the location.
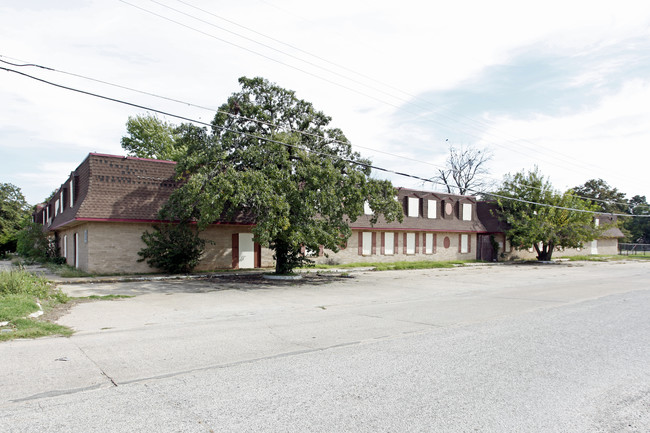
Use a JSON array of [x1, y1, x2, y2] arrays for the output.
[[408, 197, 419, 217], [70, 177, 74, 208], [427, 200, 437, 218], [462, 203, 472, 221]]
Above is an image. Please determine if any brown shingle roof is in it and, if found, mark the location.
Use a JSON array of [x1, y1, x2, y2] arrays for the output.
[[45, 154, 178, 229], [350, 188, 489, 233], [76, 153, 178, 221]]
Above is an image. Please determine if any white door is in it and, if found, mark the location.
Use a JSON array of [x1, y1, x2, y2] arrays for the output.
[[591, 239, 598, 255], [239, 233, 255, 269]]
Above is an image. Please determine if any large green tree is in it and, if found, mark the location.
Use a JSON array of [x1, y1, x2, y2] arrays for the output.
[[571, 179, 628, 214], [494, 168, 601, 261], [121, 114, 185, 161], [0, 183, 30, 254], [164, 76, 403, 274], [624, 195, 650, 243]]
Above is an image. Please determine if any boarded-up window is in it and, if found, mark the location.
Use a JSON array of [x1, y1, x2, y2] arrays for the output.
[[408, 197, 419, 218], [427, 200, 437, 219], [406, 233, 415, 254], [460, 234, 469, 253], [70, 178, 74, 208], [384, 232, 394, 255], [425, 233, 433, 254], [362, 232, 372, 255], [462, 203, 472, 221]]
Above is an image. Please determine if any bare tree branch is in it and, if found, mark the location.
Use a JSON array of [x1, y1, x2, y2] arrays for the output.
[[432, 145, 492, 195]]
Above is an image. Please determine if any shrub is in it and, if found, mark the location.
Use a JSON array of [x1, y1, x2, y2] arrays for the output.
[[16, 222, 57, 261], [138, 223, 206, 273], [0, 269, 51, 299]]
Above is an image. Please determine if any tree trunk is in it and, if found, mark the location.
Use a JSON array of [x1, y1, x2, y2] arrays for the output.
[[274, 239, 290, 274], [536, 241, 554, 261]]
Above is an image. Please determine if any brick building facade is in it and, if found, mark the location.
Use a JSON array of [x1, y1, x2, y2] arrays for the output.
[[34, 153, 622, 273]]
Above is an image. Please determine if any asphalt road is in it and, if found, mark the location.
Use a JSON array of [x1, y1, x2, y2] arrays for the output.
[[1, 261, 649, 432]]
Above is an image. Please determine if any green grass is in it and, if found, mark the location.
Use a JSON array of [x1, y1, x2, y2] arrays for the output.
[[560, 255, 611, 262], [0, 269, 52, 298], [559, 254, 650, 262], [0, 294, 40, 321], [0, 319, 73, 341], [310, 260, 471, 271], [0, 269, 72, 342], [620, 254, 650, 260], [44, 263, 93, 278]]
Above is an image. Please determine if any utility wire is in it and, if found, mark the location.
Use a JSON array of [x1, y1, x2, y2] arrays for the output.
[[3, 65, 647, 218], [0, 55, 453, 175], [482, 174, 635, 208], [1, 55, 643, 211], [164, 0, 619, 178], [118, 0, 616, 179], [4, 53, 635, 209], [116, 0, 400, 109]]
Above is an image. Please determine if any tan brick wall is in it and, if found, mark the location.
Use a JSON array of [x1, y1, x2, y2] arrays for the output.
[[596, 238, 619, 255], [57, 225, 89, 270], [86, 222, 156, 274], [66, 222, 275, 274], [194, 225, 275, 271], [312, 230, 477, 265]]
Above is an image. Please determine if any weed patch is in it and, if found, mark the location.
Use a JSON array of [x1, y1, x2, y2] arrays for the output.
[[560, 255, 610, 262], [0, 294, 39, 321], [0, 319, 72, 341], [44, 263, 92, 278], [0, 269, 72, 341]]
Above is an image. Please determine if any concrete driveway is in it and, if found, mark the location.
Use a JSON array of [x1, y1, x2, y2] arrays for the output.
[[1, 261, 649, 432]]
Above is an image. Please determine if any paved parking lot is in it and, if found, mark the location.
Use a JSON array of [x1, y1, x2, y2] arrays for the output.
[[1, 261, 649, 432]]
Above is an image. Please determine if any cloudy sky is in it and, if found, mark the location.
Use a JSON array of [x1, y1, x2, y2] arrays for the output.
[[2, 0, 649, 205]]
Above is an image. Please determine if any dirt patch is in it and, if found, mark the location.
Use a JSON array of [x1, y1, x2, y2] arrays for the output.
[[40, 298, 96, 323]]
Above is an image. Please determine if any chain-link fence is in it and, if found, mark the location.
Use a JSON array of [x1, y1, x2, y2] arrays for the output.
[[619, 243, 650, 255]]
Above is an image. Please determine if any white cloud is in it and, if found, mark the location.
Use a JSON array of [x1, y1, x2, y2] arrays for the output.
[[1, 0, 650, 202], [480, 79, 650, 194]]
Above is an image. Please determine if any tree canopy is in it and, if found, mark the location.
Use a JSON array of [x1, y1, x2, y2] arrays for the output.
[[494, 168, 601, 261], [121, 114, 185, 162], [0, 183, 30, 254], [625, 195, 650, 243], [571, 179, 628, 214], [128, 77, 403, 274]]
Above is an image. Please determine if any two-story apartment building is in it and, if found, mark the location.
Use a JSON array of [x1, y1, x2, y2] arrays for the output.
[[33, 153, 622, 273]]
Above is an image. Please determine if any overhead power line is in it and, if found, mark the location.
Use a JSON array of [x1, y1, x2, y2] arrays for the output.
[[483, 175, 635, 208], [2, 54, 638, 211], [0, 55, 453, 176], [118, 0, 619, 180], [165, 0, 626, 180], [1, 55, 643, 211], [2, 65, 647, 218]]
